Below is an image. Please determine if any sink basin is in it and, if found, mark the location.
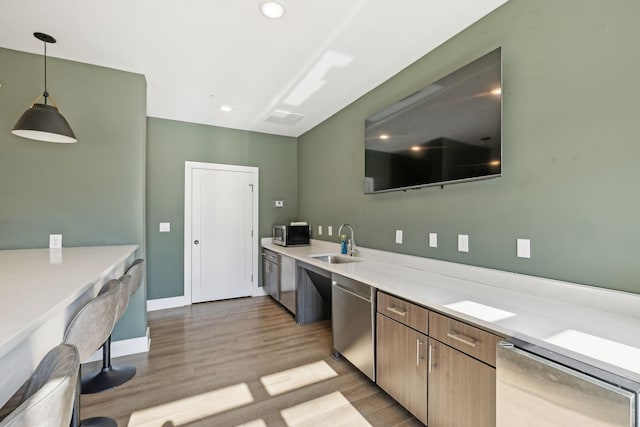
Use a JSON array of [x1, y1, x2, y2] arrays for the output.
[[309, 254, 362, 264]]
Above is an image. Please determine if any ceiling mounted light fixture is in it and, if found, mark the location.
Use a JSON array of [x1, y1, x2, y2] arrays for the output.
[[260, 1, 285, 19], [12, 32, 77, 143]]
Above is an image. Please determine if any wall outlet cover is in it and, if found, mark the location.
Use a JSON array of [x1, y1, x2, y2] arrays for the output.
[[395, 230, 403, 244], [429, 232, 438, 248], [458, 234, 469, 253], [517, 238, 531, 258], [327, 226, 333, 236], [318, 225, 323, 236], [49, 234, 62, 249], [159, 222, 171, 232]]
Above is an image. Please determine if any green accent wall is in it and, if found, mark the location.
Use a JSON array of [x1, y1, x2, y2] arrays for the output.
[[298, 0, 640, 294], [0, 47, 147, 340], [146, 117, 297, 299]]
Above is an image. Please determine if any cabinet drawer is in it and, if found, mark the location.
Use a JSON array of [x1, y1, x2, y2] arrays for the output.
[[377, 292, 428, 334], [429, 311, 502, 367]]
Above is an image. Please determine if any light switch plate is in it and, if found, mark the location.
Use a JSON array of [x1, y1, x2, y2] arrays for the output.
[[318, 225, 323, 236], [159, 222, 171, 233], [328, 226, 333, 236], [517, 238, 531, 258], [49, 234, 62, 249], [458, 234, 469, 253], [395, 230, 403, 244], [429, 232, 438, 248]]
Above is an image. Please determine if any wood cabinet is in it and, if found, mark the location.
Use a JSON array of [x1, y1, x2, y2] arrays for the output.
[[376, 292, 500, 426], [376, 312, 428, 424], [427, 337, 496, 427]]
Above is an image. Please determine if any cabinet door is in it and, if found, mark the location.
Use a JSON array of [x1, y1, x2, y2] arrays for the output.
[[376, 313, 428, 424], [428, 338, 495, 427]]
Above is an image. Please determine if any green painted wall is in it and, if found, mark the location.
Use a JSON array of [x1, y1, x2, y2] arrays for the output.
[[0, 47, 147, 340], [146, 117, 297, 299], [298, 0, 640, 294]]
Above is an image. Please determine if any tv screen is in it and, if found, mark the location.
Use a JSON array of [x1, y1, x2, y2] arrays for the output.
[[364, 48, 502, 193]]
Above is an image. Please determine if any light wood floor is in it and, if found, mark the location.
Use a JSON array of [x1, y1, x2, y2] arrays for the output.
[[82, 296, 422, 427]]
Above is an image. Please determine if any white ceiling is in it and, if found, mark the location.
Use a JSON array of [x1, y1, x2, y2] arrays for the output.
[[0, 0, 508, 138]]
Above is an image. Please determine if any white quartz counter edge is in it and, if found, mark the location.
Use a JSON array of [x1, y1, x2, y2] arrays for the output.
[[262, 239, 640, 382], [0, 245, 138, 359]]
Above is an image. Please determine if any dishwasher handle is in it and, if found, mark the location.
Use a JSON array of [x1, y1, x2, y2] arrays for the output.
[[332, 283, 371, 303]]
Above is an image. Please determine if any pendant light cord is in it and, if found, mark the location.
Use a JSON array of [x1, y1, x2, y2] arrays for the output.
[[43, 40, 48, 104]]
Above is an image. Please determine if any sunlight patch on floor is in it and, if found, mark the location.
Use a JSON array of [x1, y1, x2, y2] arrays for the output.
[[233, 419, 267, 427], [280, 391, 371, 427], [127, 382, 254, 427], [260, 360, 338, 396]]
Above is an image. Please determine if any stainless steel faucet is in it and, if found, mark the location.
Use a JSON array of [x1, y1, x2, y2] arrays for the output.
[[338, 224, 358, 256]]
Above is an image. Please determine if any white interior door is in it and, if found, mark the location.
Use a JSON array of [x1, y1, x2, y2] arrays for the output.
[[188, 164, 256, 303]]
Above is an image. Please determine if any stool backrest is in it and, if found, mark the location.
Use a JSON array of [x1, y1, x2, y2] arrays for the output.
[[0, 344, 79, 427], [63, 280, 120, 361], [114, 275, 131, 322], [125, 259, 145, 297]]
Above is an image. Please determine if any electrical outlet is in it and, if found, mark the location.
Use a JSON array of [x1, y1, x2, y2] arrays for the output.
[[49, 234, 62, 249], [429, 232, 438, 248], [517, 238, 531, 258], [328, 226, 333, 236], [395, 230, 403, 244], [458, 234, 469, 253], [318, 225, 323, 236]]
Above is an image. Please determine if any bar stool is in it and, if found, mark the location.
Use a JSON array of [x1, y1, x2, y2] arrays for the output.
[[64, 279, 121, 427], [0, 344, 79, 427], [81, 259, 145, 394]]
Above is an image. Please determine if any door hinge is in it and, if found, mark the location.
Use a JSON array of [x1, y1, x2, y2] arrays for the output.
[[251, 274, 254, 282], [249, 183, 254, 192], [251, 229, 254, 237]]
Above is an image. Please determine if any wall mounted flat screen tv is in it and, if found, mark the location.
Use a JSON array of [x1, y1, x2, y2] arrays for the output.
[[364, 47, 502, 193]]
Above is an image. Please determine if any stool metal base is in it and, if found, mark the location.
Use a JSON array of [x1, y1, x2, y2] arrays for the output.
[[81, 416, 117, 427], [81, 364, 136, 394]]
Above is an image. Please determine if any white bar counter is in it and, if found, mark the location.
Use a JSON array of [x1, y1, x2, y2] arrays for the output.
[[0, 245, 137, 406]]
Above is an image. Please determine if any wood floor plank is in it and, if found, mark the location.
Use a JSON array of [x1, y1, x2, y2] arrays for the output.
[[82, 296, 421, 426]]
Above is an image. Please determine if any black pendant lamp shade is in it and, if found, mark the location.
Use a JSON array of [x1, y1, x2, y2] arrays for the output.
[[12, 32, 77, 143]]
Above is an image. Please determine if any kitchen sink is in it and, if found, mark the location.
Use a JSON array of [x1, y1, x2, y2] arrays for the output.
[[309, 254, 362, 264]]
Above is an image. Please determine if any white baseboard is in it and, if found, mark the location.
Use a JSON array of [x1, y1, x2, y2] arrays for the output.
[[253, 287, 267, 297], [147, 296, 187, 312], [84, 327, 150, 363]]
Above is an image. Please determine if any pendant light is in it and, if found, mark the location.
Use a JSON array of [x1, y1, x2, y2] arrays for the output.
[[12, 32, 77, 143]]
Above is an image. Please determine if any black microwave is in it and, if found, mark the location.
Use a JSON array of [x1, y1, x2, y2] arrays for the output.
[[273, 225, 311, 247]]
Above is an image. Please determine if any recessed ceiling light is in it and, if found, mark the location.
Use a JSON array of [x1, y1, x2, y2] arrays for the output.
[[220, 105, 233, 112], [260, 1, 285, 19]]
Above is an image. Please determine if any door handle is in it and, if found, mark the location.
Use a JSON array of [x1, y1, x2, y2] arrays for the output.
[[428, 344, 434, 373], [416, 339, 424, 366], [194, 240, 199, 245]]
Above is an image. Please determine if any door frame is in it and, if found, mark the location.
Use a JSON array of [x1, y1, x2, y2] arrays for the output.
[[184, 161, 260, 304]]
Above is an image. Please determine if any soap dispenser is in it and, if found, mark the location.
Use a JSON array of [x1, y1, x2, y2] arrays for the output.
[[340, 235, 348, 254]]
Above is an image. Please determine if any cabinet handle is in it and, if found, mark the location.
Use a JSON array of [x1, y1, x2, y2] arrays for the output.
[[416, 339, 423, 366], [446, 331, 477, 348], [428, 344, 434, 374], [387, 306, 407, 316]]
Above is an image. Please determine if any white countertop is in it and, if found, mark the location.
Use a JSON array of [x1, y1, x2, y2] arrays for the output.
[[262, 239, 640, 383], [0, 245, 138, 359]]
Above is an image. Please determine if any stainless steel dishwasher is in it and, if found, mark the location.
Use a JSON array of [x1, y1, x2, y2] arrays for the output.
[[331, 273, 375, 381]]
